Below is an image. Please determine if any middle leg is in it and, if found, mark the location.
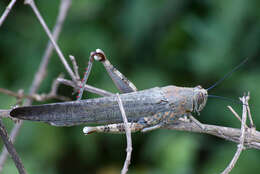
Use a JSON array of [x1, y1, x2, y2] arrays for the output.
[[83, 111, 171, 134]]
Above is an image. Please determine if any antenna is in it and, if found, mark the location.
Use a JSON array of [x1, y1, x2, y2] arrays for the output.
[[207, 58, 249, 91], [208, 95, 242, 105]]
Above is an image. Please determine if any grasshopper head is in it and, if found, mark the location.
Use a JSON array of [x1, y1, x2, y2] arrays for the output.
[[193, 85, 208, 114]]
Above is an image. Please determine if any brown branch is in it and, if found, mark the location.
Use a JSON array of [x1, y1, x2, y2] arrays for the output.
[[164, 120, 260, 150], [0, 119, 26, 174], [0, 0, 17, 27], [116, 94, 132, 174], [0, 0, 72, 171], [0, 88, 26, 99], [0, 76, 70, 102]]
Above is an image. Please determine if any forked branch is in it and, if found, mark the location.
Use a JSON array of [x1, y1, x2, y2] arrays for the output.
[[221, 94, 249, 174], [0, 75, 70, 102]]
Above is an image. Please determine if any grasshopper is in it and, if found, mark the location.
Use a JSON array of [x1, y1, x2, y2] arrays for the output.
[[10, 49, 208, 134]]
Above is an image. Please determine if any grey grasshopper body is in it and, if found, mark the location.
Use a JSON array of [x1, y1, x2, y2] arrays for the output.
[[10, 49, 208, 134], [10, 85, 207, 133]]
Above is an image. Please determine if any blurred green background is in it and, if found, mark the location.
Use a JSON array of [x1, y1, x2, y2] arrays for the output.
[[1, 0, 260, 174]]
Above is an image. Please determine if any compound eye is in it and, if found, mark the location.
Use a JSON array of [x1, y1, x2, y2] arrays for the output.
[[197, 92, 204, 106]]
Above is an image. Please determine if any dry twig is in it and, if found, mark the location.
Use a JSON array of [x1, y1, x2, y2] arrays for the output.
[[0, 122, 22, 172], [69, 55, 80, 81], [0, 79, 70, 102], [29, 0, 72, 92], [0, 119, 26, 174], [0, 0, 17, 27], [227, 106, 242, 123], [0, 0, 72, 171], [246, 101, 254, 127], [116, 94, 132, 174], [221, 94, 249, 174], [57, 78, 113, 97], [24, 0, 76, 82]]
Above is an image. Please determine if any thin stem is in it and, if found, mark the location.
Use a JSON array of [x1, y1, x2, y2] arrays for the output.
[[58, 78, 114, 97], [69, 55, 80, 81], [246, 93, 254, 127], [0, 88, 25, 99], [116, 94, 132, 174], [0, 119, 26, 174], [24, 0, 76, 82], [227, 105, 248, 128], [221, 95, 248, 174], [0, 0, 72, 171], [29, 0, 73, 92], [0, 0, 17, 27]]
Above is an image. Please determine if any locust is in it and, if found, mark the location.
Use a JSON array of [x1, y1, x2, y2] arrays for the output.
[[10, 49, 233, 134]]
